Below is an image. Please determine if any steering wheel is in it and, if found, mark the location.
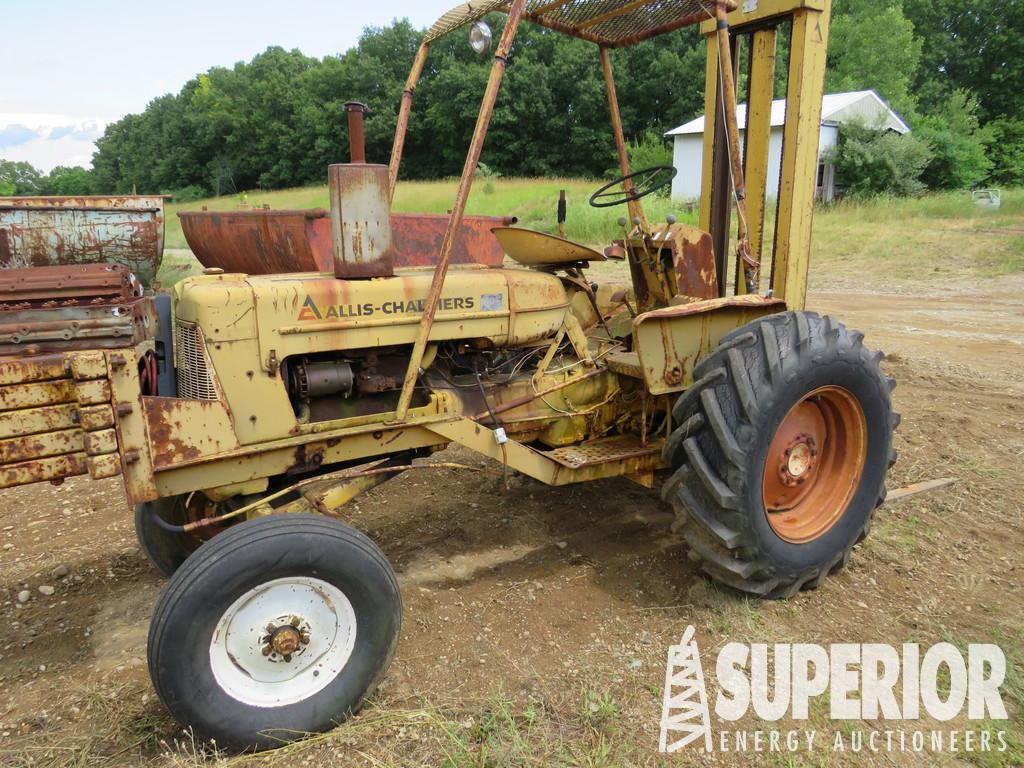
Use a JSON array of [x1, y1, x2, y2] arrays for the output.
[[588, 165, 678, 208]]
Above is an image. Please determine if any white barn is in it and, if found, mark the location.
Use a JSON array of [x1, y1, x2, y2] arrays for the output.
[[665, 90, 910, 202]]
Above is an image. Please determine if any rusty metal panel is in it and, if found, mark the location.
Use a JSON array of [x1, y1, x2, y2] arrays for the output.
[[74, 379, 111, 405], [0, 402, 77, 439], [388, 213, 515, 268], [0, 453, 85, 488], [67, 350, 109, 381], [0, 354, 66, 385], [0, 347, 122, 492], [0, 427, 84, 464], [86, 453, 121, 479], [327, 164, 395, 278], [0, 265, 157, 356], [0, 310, 139, 354], [0, 379, 75, 410], [107, 350, 157, 502], [143, 396, 240, 468], [179, 209, 512, 274], [0, 196, 168, 287], [79, 403, 115, 431], [178, 209, 321, 274], [83, 428, 117, 455], [0, 263, 142, 307], [670, 224, 719, 299], [634, 295, 786, 395]]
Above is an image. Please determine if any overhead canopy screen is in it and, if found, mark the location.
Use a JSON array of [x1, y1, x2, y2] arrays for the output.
[[424, 0, 733, 48]]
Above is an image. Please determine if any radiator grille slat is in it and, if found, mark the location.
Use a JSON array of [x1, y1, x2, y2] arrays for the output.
[[174, 321, 218, 400]]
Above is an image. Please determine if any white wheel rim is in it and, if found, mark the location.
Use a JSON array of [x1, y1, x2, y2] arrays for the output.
[[209, 576, 357, 708]]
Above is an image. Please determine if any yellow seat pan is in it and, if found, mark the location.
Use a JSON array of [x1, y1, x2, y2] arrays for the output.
[[492, 227, 606, 267]]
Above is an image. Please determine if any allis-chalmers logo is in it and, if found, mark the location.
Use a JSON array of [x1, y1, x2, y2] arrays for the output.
[[296, 294, 480, 321], [658, 626, 1010, 756]]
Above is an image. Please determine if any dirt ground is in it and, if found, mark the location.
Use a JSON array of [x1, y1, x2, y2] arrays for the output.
[[0, 275, 1021, 767]]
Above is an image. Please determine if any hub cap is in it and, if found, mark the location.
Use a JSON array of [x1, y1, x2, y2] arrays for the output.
[[209, 576, 357, 707], [762, 386, 867, 543]]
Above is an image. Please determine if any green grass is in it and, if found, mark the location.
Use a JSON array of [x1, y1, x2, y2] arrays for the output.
[[153, 689, 642, 768], [809, 188, 1024, 287], [941, 625, 1024, 768]]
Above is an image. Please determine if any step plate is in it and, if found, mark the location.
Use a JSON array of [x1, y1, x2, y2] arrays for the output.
[[604, 351, 644, 379], [546, 435, 662, 469]]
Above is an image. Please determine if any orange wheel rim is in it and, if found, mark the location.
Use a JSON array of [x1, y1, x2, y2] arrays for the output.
[[762, 386, 867, 544]]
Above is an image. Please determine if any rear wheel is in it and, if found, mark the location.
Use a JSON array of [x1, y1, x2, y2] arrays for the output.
[[147, 514, 401, 751], [662, 311, 898, 598]]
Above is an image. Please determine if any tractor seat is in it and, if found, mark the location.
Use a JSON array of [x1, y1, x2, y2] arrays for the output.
[[492, 227, 606, 268]]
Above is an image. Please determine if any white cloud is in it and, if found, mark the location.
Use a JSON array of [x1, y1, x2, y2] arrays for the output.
[[0, 114, 108, 172]]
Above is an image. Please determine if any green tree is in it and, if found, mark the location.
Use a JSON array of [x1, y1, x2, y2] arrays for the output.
[[903, 0, 1024, 121], [915, 91, 992, 189], [827, 0, 921, 116], [827, 120, 931, 196], [626, 130, 674, 172], [87, 17, 720, 192], [0, 160, 43, 194], [984, 118, 1024, 186], [41, 166, 95, 195]]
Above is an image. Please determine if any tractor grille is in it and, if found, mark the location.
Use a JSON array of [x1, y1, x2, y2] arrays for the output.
[[174, 321, 218, 400]]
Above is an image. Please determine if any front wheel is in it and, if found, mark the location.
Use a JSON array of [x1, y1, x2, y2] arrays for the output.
[[147, 514, 402, 750], [662, 311, 898, 599], [134, 497, 203, 577]]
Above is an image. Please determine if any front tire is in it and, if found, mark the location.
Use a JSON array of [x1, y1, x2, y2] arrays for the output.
[[135, 497, 203, 577], [662, 311, 898, 599], [147, 514, 402, 750]]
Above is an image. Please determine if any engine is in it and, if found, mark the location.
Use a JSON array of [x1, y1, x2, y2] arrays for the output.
[[169, 264, 620, 445]]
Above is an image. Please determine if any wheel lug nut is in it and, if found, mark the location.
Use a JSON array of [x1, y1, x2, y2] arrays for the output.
[[261, 645, 272, 657]]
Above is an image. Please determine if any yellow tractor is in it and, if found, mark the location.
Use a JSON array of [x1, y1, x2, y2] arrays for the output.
[[0, 0, 896, 750]]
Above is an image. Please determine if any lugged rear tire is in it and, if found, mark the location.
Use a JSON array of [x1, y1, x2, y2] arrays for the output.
[[662, 311, 898, 599]]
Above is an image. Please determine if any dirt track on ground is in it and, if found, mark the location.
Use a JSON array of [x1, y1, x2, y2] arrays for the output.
[[0, 280, 1021, 767]]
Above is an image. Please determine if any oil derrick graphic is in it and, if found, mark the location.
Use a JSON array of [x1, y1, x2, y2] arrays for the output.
[[659, 625, 712, 752]]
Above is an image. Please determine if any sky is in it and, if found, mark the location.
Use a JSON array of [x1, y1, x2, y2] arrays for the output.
[[1, 0, 454, 172]]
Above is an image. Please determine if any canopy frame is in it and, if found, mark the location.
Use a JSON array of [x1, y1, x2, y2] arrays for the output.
[[392, 0, 830, 420]]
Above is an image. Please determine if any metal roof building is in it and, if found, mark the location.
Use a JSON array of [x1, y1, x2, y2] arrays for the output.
[[665, 90, 910, 202]]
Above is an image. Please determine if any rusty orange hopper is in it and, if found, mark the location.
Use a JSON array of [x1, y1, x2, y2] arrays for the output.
[[179, 208, 514, 275]]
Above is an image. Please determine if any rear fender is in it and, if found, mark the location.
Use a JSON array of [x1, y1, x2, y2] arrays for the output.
[[633, 295, 786, 395]]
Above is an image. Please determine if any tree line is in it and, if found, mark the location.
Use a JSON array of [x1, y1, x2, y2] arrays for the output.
[[2, 0, 1021, 199]]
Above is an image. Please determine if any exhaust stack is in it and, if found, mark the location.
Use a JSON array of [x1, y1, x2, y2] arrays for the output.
[[344, 101, 369, 164], [328, 102, 395, 279]]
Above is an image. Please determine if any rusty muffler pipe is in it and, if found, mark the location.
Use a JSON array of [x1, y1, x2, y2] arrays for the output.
[[344, 101, 369, 164]]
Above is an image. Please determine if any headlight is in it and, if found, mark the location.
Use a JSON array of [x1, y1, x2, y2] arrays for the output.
[[469, 21, 493, 54]]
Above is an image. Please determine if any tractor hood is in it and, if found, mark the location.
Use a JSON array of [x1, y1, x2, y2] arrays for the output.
[[173, 266, 570, 374]]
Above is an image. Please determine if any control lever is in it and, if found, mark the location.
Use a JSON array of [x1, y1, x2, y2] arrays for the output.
[[557, 189, 567, 238]]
